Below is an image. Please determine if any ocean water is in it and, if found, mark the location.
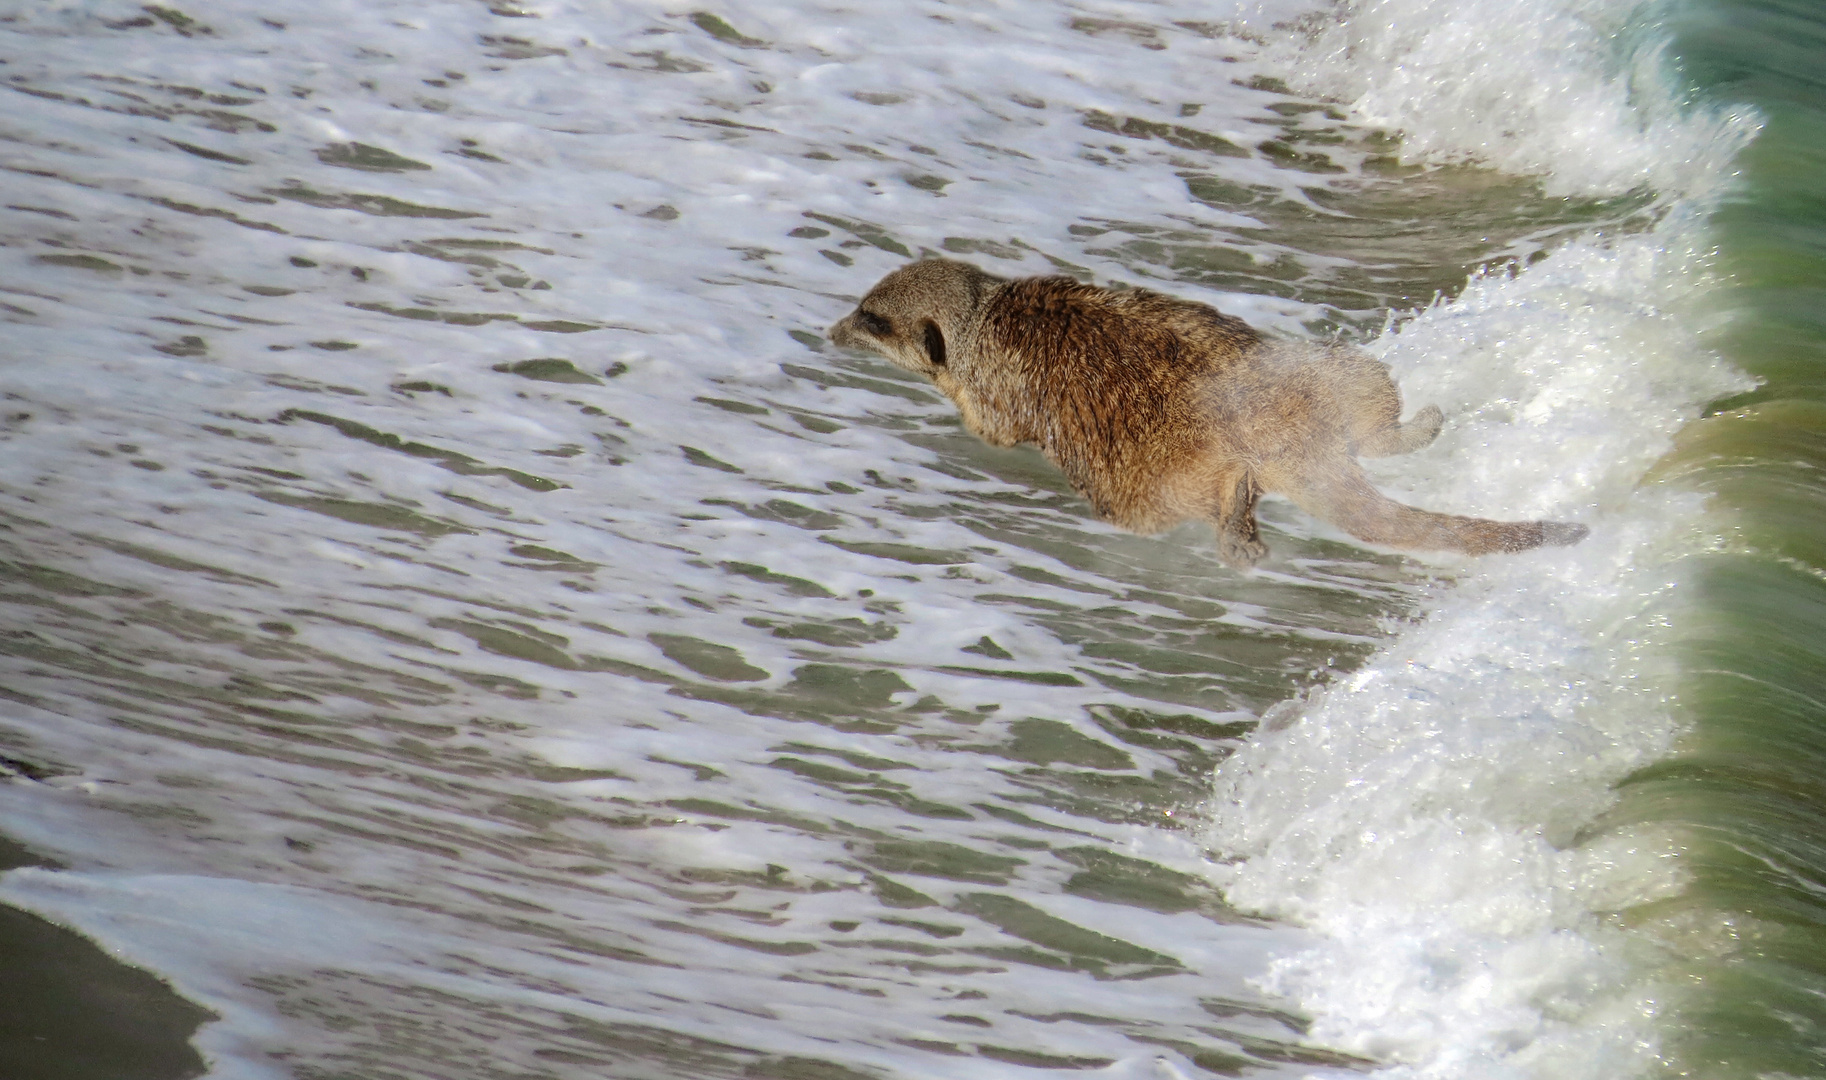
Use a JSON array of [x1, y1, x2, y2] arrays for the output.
[[0, 0, 1820, 1078]]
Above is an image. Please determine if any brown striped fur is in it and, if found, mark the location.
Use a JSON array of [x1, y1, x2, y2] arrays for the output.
[[827, 258, 1587, 568]]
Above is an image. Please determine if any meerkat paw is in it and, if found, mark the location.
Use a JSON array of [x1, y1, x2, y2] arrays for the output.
[[1218, 532, 1270, 569]]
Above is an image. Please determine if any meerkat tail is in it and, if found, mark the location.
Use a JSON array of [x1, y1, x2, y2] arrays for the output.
[[1293, 466, 1588, 556], [1356, 404, 1444, 458]]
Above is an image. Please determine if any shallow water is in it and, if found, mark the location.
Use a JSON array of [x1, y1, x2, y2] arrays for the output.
[[0, 0, 1818, 1078]]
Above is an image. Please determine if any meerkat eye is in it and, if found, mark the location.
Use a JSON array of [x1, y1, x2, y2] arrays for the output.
[[922, 320, 947, 367], [855, 310, 892, 337]]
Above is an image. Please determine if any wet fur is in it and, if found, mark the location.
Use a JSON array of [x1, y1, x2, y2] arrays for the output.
[[827, 258, 1587, 568]]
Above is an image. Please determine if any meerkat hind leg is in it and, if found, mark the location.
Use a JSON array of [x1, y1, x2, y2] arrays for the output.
[[1357, 404, 1444, 458], [1324, 349, 1442, 458]]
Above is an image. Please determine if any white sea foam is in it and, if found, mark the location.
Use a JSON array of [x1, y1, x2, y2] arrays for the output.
[[1260, 0, 1756, 196], [1206, 282, 1742, 1076], [1202, 3, 1757, 1077]]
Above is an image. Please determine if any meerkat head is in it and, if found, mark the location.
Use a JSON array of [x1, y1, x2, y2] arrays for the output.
[[828, 258, 1002, 377]]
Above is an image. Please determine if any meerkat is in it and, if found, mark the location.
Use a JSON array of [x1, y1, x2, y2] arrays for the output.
[[826, 258, 1587, 568]]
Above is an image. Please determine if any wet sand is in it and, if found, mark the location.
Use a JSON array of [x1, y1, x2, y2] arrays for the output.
[[0, 837, 211, 1080]]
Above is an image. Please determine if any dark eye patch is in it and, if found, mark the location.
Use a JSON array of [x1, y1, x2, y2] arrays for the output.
[[922, 320, 946, 367], [855, 310, 892, 337]]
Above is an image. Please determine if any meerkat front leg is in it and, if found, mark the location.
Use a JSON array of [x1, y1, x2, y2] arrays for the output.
[[1213, 472, 1269, 568]]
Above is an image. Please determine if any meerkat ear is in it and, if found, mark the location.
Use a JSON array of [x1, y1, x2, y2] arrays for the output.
[[921, 320, 947, 367]]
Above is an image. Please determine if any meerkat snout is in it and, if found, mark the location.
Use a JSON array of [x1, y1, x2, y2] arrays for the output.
[[826, 257, 1589, 568]]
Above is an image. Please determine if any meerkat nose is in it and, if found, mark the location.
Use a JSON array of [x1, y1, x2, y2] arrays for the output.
[[828, 312, 861, 348]]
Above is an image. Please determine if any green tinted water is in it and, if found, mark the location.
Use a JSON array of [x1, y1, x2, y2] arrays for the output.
[[1606, 1, 1826, 1073]]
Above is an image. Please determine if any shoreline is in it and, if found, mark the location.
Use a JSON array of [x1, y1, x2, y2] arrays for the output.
[[0, 835, 211, 1080]]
